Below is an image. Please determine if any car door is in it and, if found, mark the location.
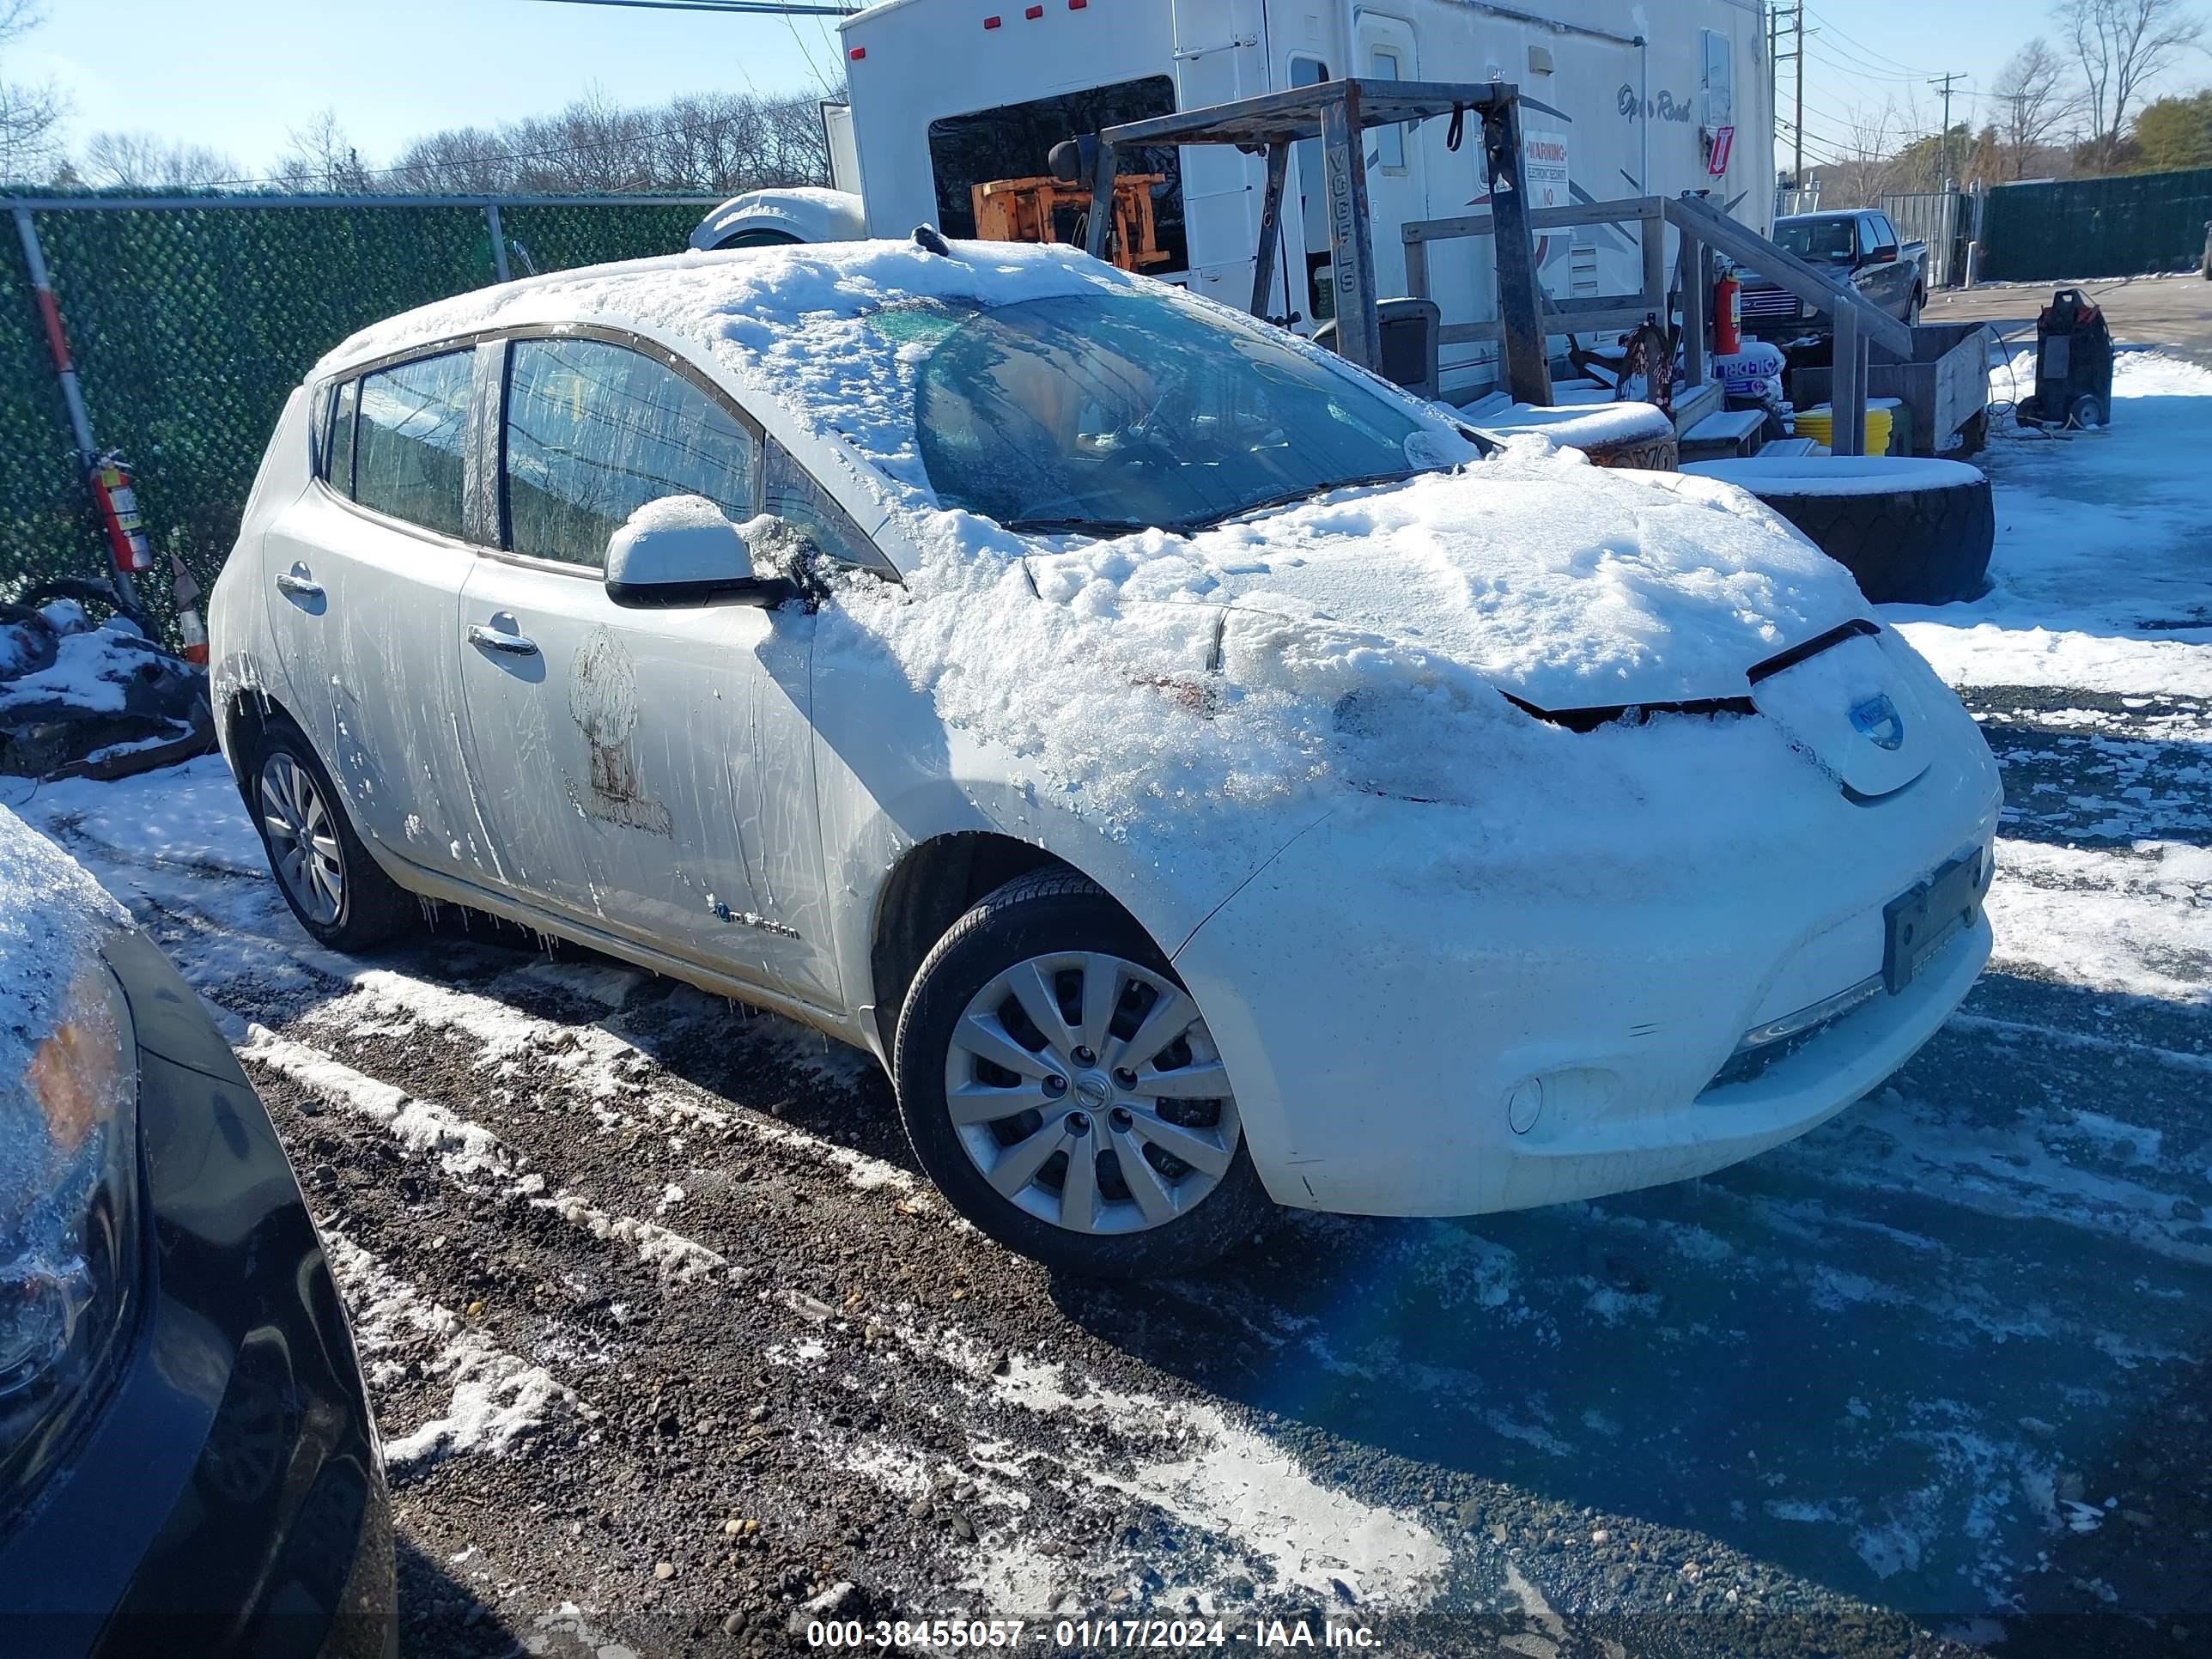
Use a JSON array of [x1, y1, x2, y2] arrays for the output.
[[453, 330, 842, 1010], [259, 346, 490, 884]]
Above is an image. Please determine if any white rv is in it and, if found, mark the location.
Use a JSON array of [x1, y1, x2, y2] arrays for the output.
[[762, 0, 1771, 402]]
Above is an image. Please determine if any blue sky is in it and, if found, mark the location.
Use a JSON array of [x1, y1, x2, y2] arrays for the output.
[[15, 0, 2209, 179]]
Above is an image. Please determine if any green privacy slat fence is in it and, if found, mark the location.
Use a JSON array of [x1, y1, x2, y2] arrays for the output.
[[1978, 167, 2212, 283], [1, 194, 713, 644]]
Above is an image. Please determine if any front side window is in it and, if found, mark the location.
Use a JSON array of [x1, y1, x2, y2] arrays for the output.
[[352, 350, 473, 537], [895, 286, 1434, 535], [502, 337, 760, 569], [763, 442, 894, 576]]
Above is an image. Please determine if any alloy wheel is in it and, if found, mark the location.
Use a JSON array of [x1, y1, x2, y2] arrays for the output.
[[258, 751, 345, 927], [942, 951, 1240, 1237]]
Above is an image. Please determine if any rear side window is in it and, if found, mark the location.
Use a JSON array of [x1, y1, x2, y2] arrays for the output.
[[502, 337, 760, 569], [325, 379, 359, 498], [352, 350, 472, 538]]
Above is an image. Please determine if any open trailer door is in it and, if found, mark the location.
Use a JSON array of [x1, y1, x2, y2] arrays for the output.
[[1170, 0, 1271, 312]]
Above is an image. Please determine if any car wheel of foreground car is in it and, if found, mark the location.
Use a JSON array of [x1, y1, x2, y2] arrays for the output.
[[250, 723, 418, 951], [895, 870, 1272, 1279]]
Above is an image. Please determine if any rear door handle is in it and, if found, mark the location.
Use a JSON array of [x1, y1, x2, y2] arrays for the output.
[[467, 622, 539, 656], [275, 571, 324, 599]]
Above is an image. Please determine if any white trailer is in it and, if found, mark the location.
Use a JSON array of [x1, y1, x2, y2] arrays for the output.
[[827, 0, 1771, 401]]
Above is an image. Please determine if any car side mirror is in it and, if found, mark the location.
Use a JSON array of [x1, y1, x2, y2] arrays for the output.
[[603, 496, 800, 609], [1869, 243, 1899, 264]]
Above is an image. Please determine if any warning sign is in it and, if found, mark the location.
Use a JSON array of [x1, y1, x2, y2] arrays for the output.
[[1523, 129, 1571, 210], [1707, 124, 1735, 176]]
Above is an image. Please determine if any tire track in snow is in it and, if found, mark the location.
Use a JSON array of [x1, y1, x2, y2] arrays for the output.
[[240, 1023, 728, 1283], [321, 1228, 587, 1476], [793, 1316, 1454, 1614]]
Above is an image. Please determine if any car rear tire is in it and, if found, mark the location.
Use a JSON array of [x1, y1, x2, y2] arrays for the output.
[[893, 869, 1272, 1279], [249, 721, 419, 951]]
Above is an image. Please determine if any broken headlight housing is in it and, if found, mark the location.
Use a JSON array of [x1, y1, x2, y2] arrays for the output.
[[0, 947, 141, 1516]]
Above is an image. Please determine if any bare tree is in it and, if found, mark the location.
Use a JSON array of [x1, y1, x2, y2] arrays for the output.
[[273, 108, 370, 192], [0, 0, 64, 183], [1820, 100, 1909, 206], [80, 130, 241, 190], [2058, 0, 2206, 171], [1992, 35, 2084, 174], [386, 86, 837, 198]]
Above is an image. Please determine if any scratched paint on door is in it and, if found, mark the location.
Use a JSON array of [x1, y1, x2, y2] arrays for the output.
[[565, 627, 672, 836]]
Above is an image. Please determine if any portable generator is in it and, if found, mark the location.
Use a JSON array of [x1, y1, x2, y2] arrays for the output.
[[2021, 289, 2113, 428]]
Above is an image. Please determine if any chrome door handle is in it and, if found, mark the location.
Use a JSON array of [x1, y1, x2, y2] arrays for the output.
[[275, 571, 324, 599], [467, 623, 538, 656]]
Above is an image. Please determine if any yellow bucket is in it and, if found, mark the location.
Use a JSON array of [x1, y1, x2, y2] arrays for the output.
[[1793, 403, 1892, 455]]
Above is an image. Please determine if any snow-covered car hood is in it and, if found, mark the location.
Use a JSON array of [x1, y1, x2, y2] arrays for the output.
[[1027, 440, 1875, 713]]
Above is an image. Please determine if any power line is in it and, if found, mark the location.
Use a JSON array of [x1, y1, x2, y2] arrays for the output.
[[1802, 5, 1942, 78]]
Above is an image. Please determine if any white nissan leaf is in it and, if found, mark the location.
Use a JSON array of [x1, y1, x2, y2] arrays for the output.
[[210, 238, 2000, 1278]]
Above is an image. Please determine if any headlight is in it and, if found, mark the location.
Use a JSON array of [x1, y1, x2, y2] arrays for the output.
[[1, 949, 141, 1503]]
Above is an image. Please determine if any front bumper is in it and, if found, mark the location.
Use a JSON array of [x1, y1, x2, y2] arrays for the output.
[[1174, 731, 2002, 1218], [0, 931, 393, 1659]]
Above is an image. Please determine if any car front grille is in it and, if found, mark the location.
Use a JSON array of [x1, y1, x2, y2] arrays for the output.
[[1740, 289, 1802, 321]]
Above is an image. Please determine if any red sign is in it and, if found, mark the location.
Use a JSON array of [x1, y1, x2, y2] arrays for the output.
[[1707, 125, 1735, 176]]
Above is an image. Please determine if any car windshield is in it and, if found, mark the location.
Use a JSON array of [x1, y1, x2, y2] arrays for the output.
[[890, 288, 1437, 535], [1775, 218, 1856, 261]]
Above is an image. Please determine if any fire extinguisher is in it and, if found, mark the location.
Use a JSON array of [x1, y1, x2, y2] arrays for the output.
[[88, 454, 153, 577], [1713, 264, 1742, 356]]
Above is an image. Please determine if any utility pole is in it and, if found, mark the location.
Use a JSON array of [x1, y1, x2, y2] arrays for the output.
[[1929, 70, 1966, 188], [1768, 3, 1805, 187]]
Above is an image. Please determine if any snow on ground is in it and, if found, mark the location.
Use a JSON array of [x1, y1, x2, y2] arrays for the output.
[[1887, 349, 2212, 696]]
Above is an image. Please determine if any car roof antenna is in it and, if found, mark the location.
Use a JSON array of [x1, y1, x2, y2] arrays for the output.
[[912, 225, 952, 257]]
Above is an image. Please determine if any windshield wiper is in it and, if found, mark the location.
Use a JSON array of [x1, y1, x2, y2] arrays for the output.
[[1003, 515, 1153, 538], [1182, 471, 1416, 532]]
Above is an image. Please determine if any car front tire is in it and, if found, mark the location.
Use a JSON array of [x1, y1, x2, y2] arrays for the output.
[[894, 870, 1272, 1279], [249, 721, 419, 951]]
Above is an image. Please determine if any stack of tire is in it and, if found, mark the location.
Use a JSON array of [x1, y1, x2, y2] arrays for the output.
[[1681, 457, 1995, 605]]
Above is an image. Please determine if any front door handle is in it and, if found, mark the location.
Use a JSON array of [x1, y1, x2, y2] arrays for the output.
[[275, 570, 324, 599], [467, 622, 539, 656]]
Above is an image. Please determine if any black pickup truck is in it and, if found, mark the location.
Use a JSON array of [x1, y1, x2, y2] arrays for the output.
[[1741, 209, 1927, 342]]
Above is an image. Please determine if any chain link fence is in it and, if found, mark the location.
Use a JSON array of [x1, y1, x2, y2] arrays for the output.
[[1, 193, 714, 643]]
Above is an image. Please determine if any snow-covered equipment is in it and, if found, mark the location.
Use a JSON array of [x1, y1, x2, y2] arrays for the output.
[[688, 187, 866, 252], [2021, 289, 2112, 429], [1, 579, 214, 780], [1682, 456, 1993, 605]]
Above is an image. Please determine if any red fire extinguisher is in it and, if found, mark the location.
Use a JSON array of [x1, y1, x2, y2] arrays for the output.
[[89, 455, 154, 576], [1713, 265, 1742, 356]]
